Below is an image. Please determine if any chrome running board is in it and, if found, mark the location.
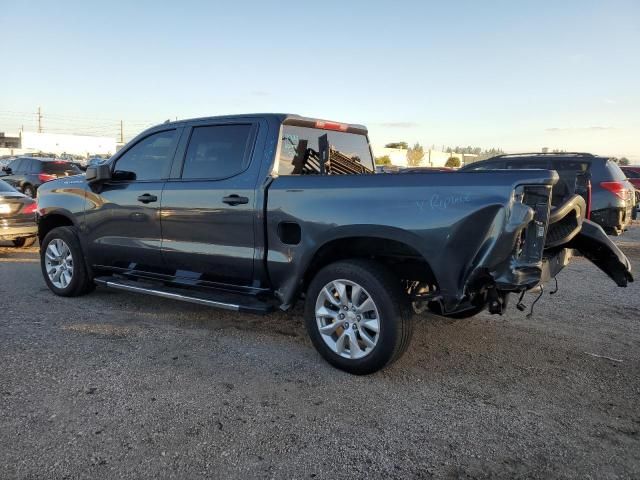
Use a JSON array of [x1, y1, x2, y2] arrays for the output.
[[94, 277, 241, 311]]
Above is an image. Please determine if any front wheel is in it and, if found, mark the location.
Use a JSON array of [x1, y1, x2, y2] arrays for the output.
[[304, 259, 413, 375], [40, 226, 94, 297]]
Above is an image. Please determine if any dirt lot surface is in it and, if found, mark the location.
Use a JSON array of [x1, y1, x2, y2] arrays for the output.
[[1, 224, 639, 479]]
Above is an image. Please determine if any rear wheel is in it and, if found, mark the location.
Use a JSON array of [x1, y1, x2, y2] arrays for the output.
[[304, 259, 413, 375], [40, 226, 94, 296]]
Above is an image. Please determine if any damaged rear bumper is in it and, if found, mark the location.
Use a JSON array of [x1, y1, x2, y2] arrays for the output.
[[445, 192, 633, 316]]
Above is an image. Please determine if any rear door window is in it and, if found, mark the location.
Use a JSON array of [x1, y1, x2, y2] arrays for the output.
[[181, 124, 254, 180], [278, 125, 374, 175], [464, 161, 505, 170], [505, 159, 550, 169], [550, 160, 590, 173]]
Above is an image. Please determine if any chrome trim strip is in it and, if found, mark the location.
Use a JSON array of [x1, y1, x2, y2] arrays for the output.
[[95, 279, 240, 311]]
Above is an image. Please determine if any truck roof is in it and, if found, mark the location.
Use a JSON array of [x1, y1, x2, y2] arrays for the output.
[[161, 113, 368, 135]]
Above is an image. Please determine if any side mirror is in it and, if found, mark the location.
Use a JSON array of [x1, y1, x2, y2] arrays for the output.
[[85, 164, 111, 183], [1, 166, 11, 175]]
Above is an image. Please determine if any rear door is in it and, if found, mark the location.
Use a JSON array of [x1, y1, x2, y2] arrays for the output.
[[160, 120, 260, 287]]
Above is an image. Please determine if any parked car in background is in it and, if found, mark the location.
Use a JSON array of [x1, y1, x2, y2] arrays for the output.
[[400, 167, 455, 173], [0, 179, 37, 247], [35, 114, 633, 374], [0, 157, 16, 169], [620, 166, 640, 207], [0, 157, 82, 197], [460, 153, 636, 235]]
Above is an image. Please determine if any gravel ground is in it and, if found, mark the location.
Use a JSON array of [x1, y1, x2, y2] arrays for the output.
[[1, 224, 639, 479]]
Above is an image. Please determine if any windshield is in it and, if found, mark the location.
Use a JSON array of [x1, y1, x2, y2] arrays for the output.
[[278, 125, 374, 175], [0, 179, 18, 193]]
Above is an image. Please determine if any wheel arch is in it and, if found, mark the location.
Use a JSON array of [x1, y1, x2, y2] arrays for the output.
[[292, 227, 439, 305], [38, 211, 77, 245]]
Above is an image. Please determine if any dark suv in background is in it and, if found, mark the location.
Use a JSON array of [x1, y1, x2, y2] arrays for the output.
[[0, 157, 82, 198], [461, 153, 635, 235]]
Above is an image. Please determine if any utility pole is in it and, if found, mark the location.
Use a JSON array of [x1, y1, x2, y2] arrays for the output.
[[37, 106, 43, 133], [119, 120, 124, 143]]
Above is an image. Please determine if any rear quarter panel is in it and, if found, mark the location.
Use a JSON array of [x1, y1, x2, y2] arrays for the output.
[[266, 170, 557, 306]]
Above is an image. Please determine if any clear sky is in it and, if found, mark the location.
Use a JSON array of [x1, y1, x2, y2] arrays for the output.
[[1, 0, 639, 160]]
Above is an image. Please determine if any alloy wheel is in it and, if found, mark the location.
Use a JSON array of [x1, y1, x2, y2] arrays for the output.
[[315, 279, 381, 359], [44, 238, 74, 289]]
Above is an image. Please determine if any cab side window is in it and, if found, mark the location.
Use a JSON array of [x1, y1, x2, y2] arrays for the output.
[[505, 159, 549, 169], [466, 161, 505, 170], [113, 130, 178, 181], [181, 124, 253, 180]]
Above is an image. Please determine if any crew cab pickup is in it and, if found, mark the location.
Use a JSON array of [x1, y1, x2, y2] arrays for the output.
[[36, 114, 633, 374]]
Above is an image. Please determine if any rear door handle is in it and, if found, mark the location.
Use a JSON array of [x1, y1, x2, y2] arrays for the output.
[[223, 194, 249, 206], [137, 193, 158, 204]]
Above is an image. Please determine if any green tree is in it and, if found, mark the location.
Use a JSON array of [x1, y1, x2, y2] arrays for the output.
[[619, 157, 630, 166], [375, 155, 392, 165], [385, 142, 408, 150], [407, 142, 425, 167], [445, 156, 461, 168]]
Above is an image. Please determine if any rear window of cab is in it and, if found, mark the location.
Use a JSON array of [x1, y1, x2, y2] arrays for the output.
[[278, 125, 374, 175]]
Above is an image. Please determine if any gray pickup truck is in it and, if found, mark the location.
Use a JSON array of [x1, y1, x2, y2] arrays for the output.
[[35, 114, 633, 374]]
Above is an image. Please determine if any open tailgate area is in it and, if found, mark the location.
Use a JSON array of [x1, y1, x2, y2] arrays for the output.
[[567, 219, 634, 287], [544, 194, 633, 287]]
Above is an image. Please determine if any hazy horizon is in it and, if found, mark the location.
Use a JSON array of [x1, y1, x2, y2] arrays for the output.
[[1, 0, 638, 161]]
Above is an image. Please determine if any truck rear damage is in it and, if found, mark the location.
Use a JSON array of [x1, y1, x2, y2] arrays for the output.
[[434, 180, 633, 317]]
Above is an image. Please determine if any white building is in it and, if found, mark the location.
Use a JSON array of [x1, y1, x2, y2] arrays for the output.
[[0, 131, 116, 158], [373, 146, 409, 167], [373, 145, 474, 168]]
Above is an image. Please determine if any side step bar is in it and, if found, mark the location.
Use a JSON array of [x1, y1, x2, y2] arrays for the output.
[[94, 276, 274, 314]]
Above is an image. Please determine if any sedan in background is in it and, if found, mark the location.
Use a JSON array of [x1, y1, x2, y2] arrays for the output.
[[0, 179, 38, 247]]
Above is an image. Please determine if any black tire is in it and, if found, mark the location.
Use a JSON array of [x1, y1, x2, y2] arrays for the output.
[[11, 237, 37, 248], [304, 259, 413, 375], [40, 226, 94, 297], [23, 184, 35, 198]]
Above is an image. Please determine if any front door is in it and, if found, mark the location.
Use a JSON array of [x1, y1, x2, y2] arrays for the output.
[[84, 128, 181, 272], [160, 122, 258, 287]]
